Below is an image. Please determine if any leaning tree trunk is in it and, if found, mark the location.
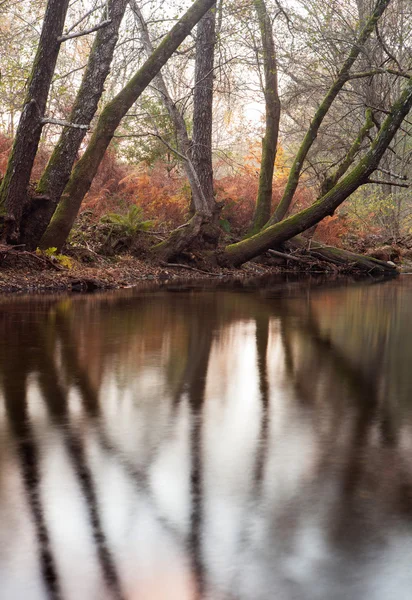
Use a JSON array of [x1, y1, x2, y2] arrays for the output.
[[0, 0, 71, 242], [39, 0, 217, 251], [130, 0, 211, 217], [191, 7, 217, 216], [21, 0, 129, 250], [219, 76, 412, 266], [249, 0, 281, 235], [267, 0, 391, 227]]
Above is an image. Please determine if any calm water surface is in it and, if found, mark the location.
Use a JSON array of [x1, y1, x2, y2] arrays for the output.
[[1, 277, 412, 600]]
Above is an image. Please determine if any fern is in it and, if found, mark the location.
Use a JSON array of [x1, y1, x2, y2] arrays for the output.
[[100, 205, 153, 235]]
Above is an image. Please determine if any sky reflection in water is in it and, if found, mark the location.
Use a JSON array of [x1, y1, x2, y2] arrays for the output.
[[1, 277, 412, 600]]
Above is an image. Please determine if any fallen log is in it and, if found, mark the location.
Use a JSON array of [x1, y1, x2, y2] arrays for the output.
[[287, 237, 398, 274]]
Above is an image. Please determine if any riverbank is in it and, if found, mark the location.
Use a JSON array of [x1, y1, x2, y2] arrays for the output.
[[0, 243, 403, 293], [0, 252, 285, 293]]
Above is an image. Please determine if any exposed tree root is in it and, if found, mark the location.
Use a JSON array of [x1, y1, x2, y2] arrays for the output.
[[151, 213, 207, 262]]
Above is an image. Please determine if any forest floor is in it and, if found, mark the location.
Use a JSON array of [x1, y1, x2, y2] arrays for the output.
[[0, 250, 289, 293], [0, 242, 408, 293]]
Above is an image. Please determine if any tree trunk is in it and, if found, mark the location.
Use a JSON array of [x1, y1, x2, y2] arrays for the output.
[[0, 0, 71, 242], [219, 76, 412, 266], [21, 0, 129, 250], [130, 0, 211, 217], [191, 7, 217, 215], [39, 0, 217, 251], [249, 0, 281, 234], [267, 0, 391, 226]]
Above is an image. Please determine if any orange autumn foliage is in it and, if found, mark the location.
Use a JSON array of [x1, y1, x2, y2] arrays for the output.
[[0, 133, 59, 183], [81, 152, 188, 227], [0, 134, 352, 245]]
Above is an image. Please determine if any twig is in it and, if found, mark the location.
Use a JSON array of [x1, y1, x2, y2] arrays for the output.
[[64, 3, 107, 35], [268, 249, 311, 263], [160, 262, 220, 276]]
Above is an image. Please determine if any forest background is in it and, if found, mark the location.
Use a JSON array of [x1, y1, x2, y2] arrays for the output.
[[0, 0, 411, 276]]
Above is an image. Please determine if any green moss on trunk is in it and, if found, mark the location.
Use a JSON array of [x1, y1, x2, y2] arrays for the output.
[[40, 0, 217, 251]]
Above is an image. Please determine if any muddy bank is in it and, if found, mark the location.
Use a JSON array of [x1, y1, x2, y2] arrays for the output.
[[0, 245, 404, 294], [0, 253, 287, 293]]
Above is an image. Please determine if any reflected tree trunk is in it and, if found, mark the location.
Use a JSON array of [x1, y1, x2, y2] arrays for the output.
[[34, 324, 125, 600], [254, 315, 270, 488], [0, 338, 61, 600], [187, 321, 214, 599]]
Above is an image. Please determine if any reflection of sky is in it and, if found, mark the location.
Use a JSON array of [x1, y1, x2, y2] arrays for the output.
[[1, 287, 412, 599]]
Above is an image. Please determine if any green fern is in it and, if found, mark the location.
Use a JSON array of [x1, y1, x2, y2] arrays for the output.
[[100, 205, 153, 235]]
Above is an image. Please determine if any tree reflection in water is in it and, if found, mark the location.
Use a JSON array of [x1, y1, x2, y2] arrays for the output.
[[1, 278, 412, 599]]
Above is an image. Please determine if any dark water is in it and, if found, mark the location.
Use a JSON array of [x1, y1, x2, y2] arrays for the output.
[[1, 277, 412, 600]]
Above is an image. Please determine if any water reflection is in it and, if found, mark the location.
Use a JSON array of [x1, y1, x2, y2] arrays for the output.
[[1, 278, 412, 599]]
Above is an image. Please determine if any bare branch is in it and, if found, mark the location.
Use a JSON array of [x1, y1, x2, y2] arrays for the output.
[[376, 168, 407, 181], [367, 178, 409, 188], [41, 118, 89, 130], [58, 20, 111, 42]]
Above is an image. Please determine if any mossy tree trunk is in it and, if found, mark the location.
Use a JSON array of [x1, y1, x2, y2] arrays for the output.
[[219, 75, 412, 266], [21, 0, 129, 250], [130, 0, 212, 217], [249, 0, 281, 235], [39, 0, 217, 251], [0, 0, 71, 242], [267, 0, 391, 226]]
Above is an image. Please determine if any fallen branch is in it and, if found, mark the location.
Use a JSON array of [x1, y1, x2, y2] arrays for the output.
[[268, 249, 311, 263], [289, 237, 398, 273], [0, 244, 65, 271], [161, 262, 220, 276]]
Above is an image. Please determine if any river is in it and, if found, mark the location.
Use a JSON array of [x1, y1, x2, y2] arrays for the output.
[[0, 276, 412, 600]]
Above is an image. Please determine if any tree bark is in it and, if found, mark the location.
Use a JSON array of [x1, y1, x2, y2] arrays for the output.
[[249, 0, 281, 234], [151, 213, 205, 262], [267, 0, 391, 226], [40, 0, 217, 251], [130, 0, 211, 217], [219, 75, 412, 266], [191, 7, 217, 215], [0, 0, 71, 242], [21, 0, 129, 250]]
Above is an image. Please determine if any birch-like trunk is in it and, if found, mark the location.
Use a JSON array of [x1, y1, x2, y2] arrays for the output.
[[191, 7, 217, 215], [130, 0, 211, 217]]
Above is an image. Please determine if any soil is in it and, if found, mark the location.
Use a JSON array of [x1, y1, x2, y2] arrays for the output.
[[0, 242, 406, 294], [0, 249, 285, 293]]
